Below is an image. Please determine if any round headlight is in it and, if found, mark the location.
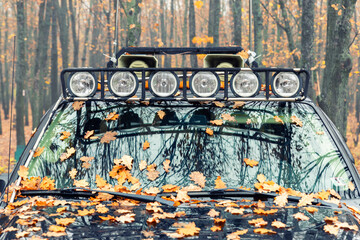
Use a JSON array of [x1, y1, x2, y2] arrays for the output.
[[149, 71, 179, 97], [68, 72, 96, 97], [190, 71, 220, 97], [230, 71, 260, 97], [109, 72, 138, 97], [272, 72, 301, 97]]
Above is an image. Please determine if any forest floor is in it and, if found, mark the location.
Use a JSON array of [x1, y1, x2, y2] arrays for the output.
[[0, 104, 359, 175]]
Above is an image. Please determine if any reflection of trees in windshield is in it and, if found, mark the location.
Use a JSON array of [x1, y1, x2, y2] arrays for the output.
[[28, 101, 352, 197]]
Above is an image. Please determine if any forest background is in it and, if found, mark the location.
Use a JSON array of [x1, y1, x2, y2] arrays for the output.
[[0, 0, 359, 172]]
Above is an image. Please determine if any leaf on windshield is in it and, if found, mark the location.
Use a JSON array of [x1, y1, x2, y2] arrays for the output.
[[293, 212, 309, 221], [244, 158, 259, 167], [274, 192, 288, 207], [210, 119, 223, 126], [39, 176, 55, 190], [348, 181, 355, 191], [18, 166, 29, 179], [33, 147, 45, 158], [147, 170, 160, 181], [257, 174, 266, 183], [55, 218, 76, 226], [60, 131, 71, 140], [253, 228, 276, 235], [271, 220, 286, 229], [84, 130, 94, 139], [157, 110, 166, 119], [214, 176, 227, 189], [139, 160, 147, 171], [207, 209, 220, 218], [323, 224, 339, 236], [100, 131, 117, 143], [232, 101, 245, 109], [290, 115, 303, 127], [105, 112, 119, 121], [273, 116, 284, 125], [214, 101, 225, 108], [163, 159, 171, 173], [96, 204, 109, 214], [189, 171, 206, 188], [96, 175, 108, 189], [205, 128, 213, 136], [72, 101, 84, 111], [316, 190, 330, 200], [60, 147, 76, 162], [73, 179, 89, 188], [161, 184, 180, 193], [143, 140, 150, 150], [248, 218, 268, 227], [120, 155, 133, 170], [144, 187, 160, 195], [221, 113, 235, 122], [176, 222, 200, 236]]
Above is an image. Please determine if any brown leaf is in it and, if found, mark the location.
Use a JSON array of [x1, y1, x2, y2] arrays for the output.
[[271, 220, 286, 229], [210, 225, 222, 232], [100, 131, 117, 143], [293, 212, 309, 221], [72, 101, 85, 111], [49, 225, 66, 232], [84, 130, 94, 139], [248, 218, 268, 227], [274, 192, 288, 207], [210, 119, 223, 126], [189, 171, 206, 188], [60, 131, 71, 140], [105, 112, 119, 121], [348, 181, 355, 191], [143, 140, 150, 150], [207, 209, 220, 218], [55, 218, 76, 226], [205, 128, 213, 136], [324, 224, 339, 236], [253, 228, 276, 235], [147, 170, 160, 181], [225, 207, 244, 215], [77, 208, 95, 216], [157, 110, 166, 119], [163, 159, 171, 173], [176, 222, 200, 236], [139, 160, 147, 171], [34, 147, 45, 157], [244, 158, 259, 167], [116, 213, 136, 223], [297, 194, 314, 207], [305, 206, 319, 214], [214, 176, 227, 189], [69, 168, 77, 179], [232, 101, 245, 108], [257, 174, 266, 183], [96, 175, 108, 188]]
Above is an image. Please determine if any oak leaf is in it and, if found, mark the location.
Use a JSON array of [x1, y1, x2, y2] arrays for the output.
[[96, 204, 109, 214], [105, 112, 119, 121], [39, 176, 55, 190], [190, 171, 206, 188], [205, 128, 213, 136], [121, 155, 133, 170], [163, 159, 171, 172], [176, 222, 200, 236], [100, 131, 117, 143], [244, 158, 259, 167], [175, 190, 190, 202], [253, 208, 278, 215], [297, 194, 314, 207], [157, 110, 166, 119], [34, 147, 45, 157], [214, 176, 227, 189], [96, 175, 108, 188], [72, 101, 84, 111], [144, 187, 161, 195], [143, 140, 150, 150]]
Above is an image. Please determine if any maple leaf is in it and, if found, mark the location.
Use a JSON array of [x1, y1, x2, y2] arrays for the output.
[[55, 218, 76, 226], [96, 204, 109, 214], [121, 155, 133, 170], [324, 224, 339, 236], [207, 209, 220, 218], [157, 110, 166, 119], [175, 190, 190, 202], [48, 225, 66, 232], [3, 227, 19, 232], [163, 159, 171, 172], [221, 113, 235, 121], [274, 192, 288, 207], [214, 218, 226, 224], [18, 165, 29, 179], [297, 194, 314, 207], [177, 222, 200, 236], [74, 179, 89, 188], [225, 207, 245, 215], [116, 213, 136, 223], [143, 140, 150, 150], [189, 171, 206, 188], [205, 128, 214, 136], [100, 131, 117, 143], [214, 176, 227, 189], [105, 112, 119, 121], [39, 176, 55, 190], [139, 160, 147, 171], [227, 229, 248, 239], [60, 147, 76, 161], [257, 174, 266, 183], [96, 175, 108, 188], [72, 101, 84, 111], [271, 220, 286, 229], [253, 228, 276, 235], [305, 206, 319, 214], [248, 218, 268, 227], [80, 156, 94, 162], [233, 101, 245, 108], [210, 119, 223, 126], [273, 116, 284, 125], [214, 101, 225, 108], [15, 231, 29, 238], [77, 208, 95, 216], [293, 212, 309, 221], [56, 207, 67, 213], [69, 168, 77, 179], [34, 147, 45, 157], [290, 115, 303, 127], [147, 170, 160, 181], [60, 131, 71, 140], [211, 225, 222, 232], [254, 208, 278, 215], [244, 158, 259, 167], [84, 130, 94, 139], [82, 162, 91, 169], [99, 215, 116, 221], [194, 0, 204, 9]]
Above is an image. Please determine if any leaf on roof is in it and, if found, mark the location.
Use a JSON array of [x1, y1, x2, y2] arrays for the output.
[[147, 170, 160, 181], [100, 131, 117, 143], [248, 218, 268, 227], [77, 209, 95, 216]]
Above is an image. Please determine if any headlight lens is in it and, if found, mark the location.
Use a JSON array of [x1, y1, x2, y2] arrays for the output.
[[230, 71, 260, 97], [149, 71, 179, 97], [190, 71, 220, 97], [109, 72, 138, 97], [68, 72, 96, 97], [272, 72, 300, 97]]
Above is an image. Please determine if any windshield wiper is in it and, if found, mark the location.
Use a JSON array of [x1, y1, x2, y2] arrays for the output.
[[20, 187, 174, 206], [158, 188, 336, 207]]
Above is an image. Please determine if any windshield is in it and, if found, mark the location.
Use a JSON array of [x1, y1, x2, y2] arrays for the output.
[[27, 100, 354, 198]]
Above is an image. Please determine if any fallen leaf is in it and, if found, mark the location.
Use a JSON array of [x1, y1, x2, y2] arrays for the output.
[[100, 131, 117, 143], [60, 131, 71, 140], [211, 225, 222, 232], [139, 160, 147, 171], [77, 208, 95, 216], [290, 115, 303, 127], [74, 179, 89, 188], [221, 113, 235, 121], [253, 228, 276, 235], [34, 147, 45, 157], [271, 220, 286, 228], [205, 128, 214, 136], [248, 218, 268, 227], [274, 192, 288, 207], [257, 174, 266, 183], [273, 116, 284, 125], [48, 225, 66, 232], [298, 194, 314, 207], [225, 207, 244, 215], [55, 218, 76, 226], [305, 206, 319, 214], [176, 222, 200, 236], [143, 140, 150, 150], [69, 168, 77, 179], [244, 158, 259, 167], [227, 229, 248, 239], [72, 101, 84, 111], [190, 171, 206, 188], [121, 155, 133, 170], [39, 176, 55, 190], [84, 130, 94, 139], [105, 112, 119, 121], [233, 101, 245, 108], [293, 212, 309, 221], [210, 119, 223, 126], [147, 170, 160, 181], [214, 176, 227, 189], [96, 175, 108, 188], [324, 224, 339, 236], [214, 101, 225, 108], [116, 213, 136, 223], [163, 159, 171, 172], [253, 208, 278, 215], [348, 181, 355, 191], [207, 209, 220, 218], [324, 216, 338, 224], [157, 110, 166, 119], [18, 166, 29, 179], [15, 231, 30, 238]]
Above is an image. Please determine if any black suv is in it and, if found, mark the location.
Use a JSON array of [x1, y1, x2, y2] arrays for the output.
[[1, 47, 360, 239]]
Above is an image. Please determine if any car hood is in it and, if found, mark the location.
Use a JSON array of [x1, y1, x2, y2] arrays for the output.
[[1, 198, 360, 239]]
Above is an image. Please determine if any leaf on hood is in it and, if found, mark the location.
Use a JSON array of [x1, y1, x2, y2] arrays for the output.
[[100, 131, 117, 143], [55, 218, 76, 226], [72, 101, 84, 111], [226, 229, 248, 239], [253, 208, 278, 215], [143, 140, 150, 150], [144, 187, 161, 195], [293, 212, 309, 221], [324, 216, 338, 224], [190, 171, 206, 188], [207, 209, 220, 218], [210, 225, 222, 232], [225, 207, 244, 215], [305, 206, 318, 214], [96, 204, 109, 214], [176, 222, 200, 236], [15, 232, 30, 238], [48, 225, 66, 232], [271, 220, 286, 229], [34, 147, 45, 158]]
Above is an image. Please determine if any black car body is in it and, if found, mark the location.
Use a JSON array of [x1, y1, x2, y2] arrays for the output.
[[1, 47, 360, 239]]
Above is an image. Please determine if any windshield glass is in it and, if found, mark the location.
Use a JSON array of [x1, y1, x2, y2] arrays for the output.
[[27, 101, 354, 198]]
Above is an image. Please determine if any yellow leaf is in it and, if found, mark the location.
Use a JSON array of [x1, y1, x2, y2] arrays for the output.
[[194, 0, 203, 9]]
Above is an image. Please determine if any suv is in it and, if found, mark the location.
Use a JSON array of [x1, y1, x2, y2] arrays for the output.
[[1, 47, 360, 239]]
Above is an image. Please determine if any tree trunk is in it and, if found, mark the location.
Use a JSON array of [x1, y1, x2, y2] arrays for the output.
[[231, 0, 242, 47], [69, 0, 79, 67], [182, 0, 188, 67], [16, 0, 26, 146], [169, 0, 175, 66], [51, 1, 59, 104], [207, 0, 220, 47], [81, 0, 92, 67], [89, 0, 101, 67], [301, 0, 316, 100], [123, 0, 143, 47], [189, 0, 197, 67], [252, 0, 263, 63], [318, 0, 356, 138], [55, 0, 69, 69]]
